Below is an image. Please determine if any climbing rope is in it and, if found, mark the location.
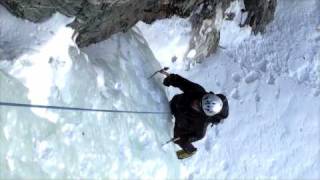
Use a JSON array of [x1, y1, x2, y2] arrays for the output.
[[0, 101, 169, 115]]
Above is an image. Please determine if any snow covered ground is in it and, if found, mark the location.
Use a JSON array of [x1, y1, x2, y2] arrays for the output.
[[138, 0, 320, 179], [0, 0, 319, 179]]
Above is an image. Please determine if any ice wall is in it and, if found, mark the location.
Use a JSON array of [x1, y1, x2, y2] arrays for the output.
[[0, 6, 182, 179]]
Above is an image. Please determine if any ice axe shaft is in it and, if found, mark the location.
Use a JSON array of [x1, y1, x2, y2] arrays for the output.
[[148, 67, 169, 79], [161, 137, 180, 147], [159, 69, 170, 77]]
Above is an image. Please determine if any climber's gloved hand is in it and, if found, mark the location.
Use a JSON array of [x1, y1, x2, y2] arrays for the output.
[[163, 74, 177, 87]]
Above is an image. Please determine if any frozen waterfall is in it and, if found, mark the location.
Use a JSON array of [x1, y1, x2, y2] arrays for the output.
[[0, 6, 184, 179]]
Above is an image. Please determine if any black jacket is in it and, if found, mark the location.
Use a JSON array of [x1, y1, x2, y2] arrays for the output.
[[164, 74, 229, 151]]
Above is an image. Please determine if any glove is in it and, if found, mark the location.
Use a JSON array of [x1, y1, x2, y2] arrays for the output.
[[163, 74, 174, 86]]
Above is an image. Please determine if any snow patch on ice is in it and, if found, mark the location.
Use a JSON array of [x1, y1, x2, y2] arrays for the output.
[[187, 49, 196, 59], [136, 16, 192, 71], [219, 0, 252, 48]]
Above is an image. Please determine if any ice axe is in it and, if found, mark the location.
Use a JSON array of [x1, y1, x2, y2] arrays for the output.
[[161, 137, 180, 147], [148, 67, 170, 79]]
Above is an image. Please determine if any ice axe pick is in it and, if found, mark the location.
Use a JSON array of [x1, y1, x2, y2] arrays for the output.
[[148, 67, 170, 79]]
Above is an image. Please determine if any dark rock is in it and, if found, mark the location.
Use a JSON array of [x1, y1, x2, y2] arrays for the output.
[[0, 0, 208, 47], [225, 12, 235, 21], [184, 0, 231, 66], [184, 0, 277, 65], [0, 0, 277, 48], [242, 0, 277, 34]]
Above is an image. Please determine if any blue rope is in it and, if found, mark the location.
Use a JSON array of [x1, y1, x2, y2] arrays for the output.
[[0, 101, 169, 115]]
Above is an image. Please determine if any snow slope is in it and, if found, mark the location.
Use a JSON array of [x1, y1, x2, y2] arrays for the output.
[[139, 0, 320, 179]]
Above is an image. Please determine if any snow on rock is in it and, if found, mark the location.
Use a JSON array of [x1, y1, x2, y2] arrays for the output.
[[219, 0, 252, 48], [136, 17, 192, 71], [186, 49, 196, 59]]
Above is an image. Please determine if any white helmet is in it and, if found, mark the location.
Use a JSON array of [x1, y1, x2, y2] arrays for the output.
[[201, 93, 223, 116]]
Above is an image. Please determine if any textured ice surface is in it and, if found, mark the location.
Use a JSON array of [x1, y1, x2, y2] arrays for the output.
[[0, 6, 182, 179]]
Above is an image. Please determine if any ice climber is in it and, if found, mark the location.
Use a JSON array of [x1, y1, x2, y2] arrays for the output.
[[163, 73, 229, 159]]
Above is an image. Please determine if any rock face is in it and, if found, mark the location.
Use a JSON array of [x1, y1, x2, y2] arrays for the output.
[[185, 0, 231, 67], [0, 0, 204, 47], [0, 0, 277, 48], [242, 0, 277, 34], [183, 0, 277, 67]]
